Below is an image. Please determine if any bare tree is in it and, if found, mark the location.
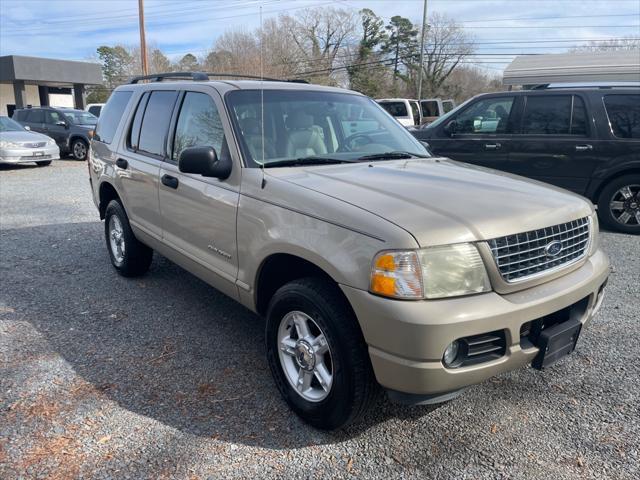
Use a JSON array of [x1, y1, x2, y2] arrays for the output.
[[570, 37, 640, 52]]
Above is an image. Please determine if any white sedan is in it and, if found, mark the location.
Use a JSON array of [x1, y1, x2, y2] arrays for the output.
[[0, 116, 60, 166]]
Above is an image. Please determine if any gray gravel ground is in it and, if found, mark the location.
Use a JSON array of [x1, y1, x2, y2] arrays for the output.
[[1, 160, 638, 480]]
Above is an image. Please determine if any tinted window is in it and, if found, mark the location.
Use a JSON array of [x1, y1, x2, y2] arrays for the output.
[[443, 100, 454, 113], [522, 95, 572, 135], [421, 101, 438, 117], [128, 92, 149, 150], [88, 105, 102, 116], [570, 96, 587, 135], [379, 102, 408, 117], [137, 91, 177, 157], [456, 97, 514, 134], [604, 94, 640, 139], [13, 110, 26, 121], [172, 92, 225, 161], [45, 110, 64, 124], [95, 91, 133, 144], [26, 109, 44, 123]]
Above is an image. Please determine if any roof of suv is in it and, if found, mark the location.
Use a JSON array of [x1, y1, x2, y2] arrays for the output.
[[483, 86, 640, 97]]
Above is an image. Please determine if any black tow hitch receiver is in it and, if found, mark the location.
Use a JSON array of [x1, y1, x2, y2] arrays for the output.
[[532, 318, 582, 370]]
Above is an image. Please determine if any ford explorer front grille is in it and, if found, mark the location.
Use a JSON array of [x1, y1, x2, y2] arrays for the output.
[[488, 217, 591, 283]]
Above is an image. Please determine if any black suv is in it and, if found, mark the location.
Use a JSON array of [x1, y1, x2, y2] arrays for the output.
[[13, 106, 97, 160], [412, 88, 640, 234]]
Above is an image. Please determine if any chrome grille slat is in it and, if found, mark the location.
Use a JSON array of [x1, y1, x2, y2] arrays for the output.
[[488, 217, 591, 283]]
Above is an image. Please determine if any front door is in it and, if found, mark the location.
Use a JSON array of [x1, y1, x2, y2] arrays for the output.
[[428, 95, 516, 170], [159, 89, 240, 297]]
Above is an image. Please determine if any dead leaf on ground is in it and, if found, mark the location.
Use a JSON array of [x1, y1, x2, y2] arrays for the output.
[[97, 435, 111, 444], [576, 456, 585, 468], [346, 457, 354, 473], [490, 424, 498, 434]]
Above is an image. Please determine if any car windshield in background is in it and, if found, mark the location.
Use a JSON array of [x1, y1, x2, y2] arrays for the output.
[[0, 116, 25, 132], [226, 90, 428, 167], [63, 111, 97, 125]]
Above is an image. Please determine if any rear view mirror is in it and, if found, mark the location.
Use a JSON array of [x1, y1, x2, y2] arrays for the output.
[[443, 120, 457, 137], [178, 146, 232, 180]]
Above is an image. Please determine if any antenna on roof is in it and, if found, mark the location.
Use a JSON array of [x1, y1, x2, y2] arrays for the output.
[[260, 4, 267, 189]]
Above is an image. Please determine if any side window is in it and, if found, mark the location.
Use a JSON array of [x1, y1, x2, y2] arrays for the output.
[[172, 92, 225, 161], [421, 101, 438, 117], [380, 102, 408, 117], [522, 95, 572, 135], [570, 96, 587, 136], [137, 91, 178, 157], [13, 110, 25, 121], [95, 90, 133, 144], [88, 105, 101, 116], [456, 97, 514, 134], [604, 94, 640, 139], [27, 109, 44, 123], [128, 92, 149, 150], [45, 111, 63, 124], [410, 101, 420, 125]]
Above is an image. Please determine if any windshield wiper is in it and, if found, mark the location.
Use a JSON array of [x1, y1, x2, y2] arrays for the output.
[[356, 151, 429, 161], [263, 156, 357, 168]]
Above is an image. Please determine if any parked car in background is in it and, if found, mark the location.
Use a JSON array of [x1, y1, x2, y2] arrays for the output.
[[412, 87, 640, 234], [377, 98, 421, 126], [86, 103, 105, 117], [420, 98, 456, 124], [89, 73, 609, 429], [0, 116, 59, 166], [13, 106, 97, 160]]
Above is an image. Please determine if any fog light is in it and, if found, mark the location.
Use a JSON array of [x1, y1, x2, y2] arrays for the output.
[[443, 340, 460, 366]]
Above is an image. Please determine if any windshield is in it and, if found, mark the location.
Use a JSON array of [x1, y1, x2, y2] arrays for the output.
[[0, 116, 25, 132], [63, 110, 97, 125], [226, 90, 428, 167]]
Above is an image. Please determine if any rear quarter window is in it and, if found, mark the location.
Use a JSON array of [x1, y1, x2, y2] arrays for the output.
[[604, 94, 640, 139], [95, 91, 133, 144]]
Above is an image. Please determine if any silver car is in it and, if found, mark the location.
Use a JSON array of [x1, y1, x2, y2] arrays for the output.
[[0, 116, 59, 166]]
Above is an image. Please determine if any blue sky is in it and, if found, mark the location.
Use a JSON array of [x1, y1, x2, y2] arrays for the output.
[[1, 0, 638, 72]]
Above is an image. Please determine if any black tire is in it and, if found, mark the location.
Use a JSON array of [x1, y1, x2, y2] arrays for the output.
[[71, 138, 88, 160], [597, 174, 640, 235], [104, 200, 153, 276], [36, 160, 52, 166], [265, 277, 377, 430]]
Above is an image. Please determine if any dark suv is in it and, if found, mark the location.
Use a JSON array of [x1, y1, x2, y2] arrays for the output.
[[412, 88, 640, 234], [13, 106, 97, 160]]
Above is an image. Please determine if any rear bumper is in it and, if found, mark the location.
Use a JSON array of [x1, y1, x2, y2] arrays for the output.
[[341, 248, 610, 396]]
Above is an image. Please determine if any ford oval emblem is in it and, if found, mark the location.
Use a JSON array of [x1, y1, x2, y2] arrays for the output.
[[545, 240, 563, 257]]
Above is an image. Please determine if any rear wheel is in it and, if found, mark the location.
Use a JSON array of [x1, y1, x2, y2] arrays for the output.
[[597, 175, 640, 234], [104, 200, 153, 276], [71, 139, 88, 160], [265, 277, 377, 430], [36, 160, 52, 166]]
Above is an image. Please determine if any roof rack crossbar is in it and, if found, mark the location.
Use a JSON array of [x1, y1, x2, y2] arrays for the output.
[[128, 71, 308, 84]]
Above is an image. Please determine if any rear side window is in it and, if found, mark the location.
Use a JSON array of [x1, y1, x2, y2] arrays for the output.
[[522, 96, 572, 134], [421, 101, 438, 117], [13, 110, 26, 121], [136, 91, 178, 157], [380, 102, 408, 117], [26, 109, 44, 123], [604, 94, 640, 139], [95, 91, 133, 144]]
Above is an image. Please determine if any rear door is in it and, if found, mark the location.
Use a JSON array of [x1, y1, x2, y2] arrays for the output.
[[427, 94, 516, 169], [24, 109, 46, 133], [507, 93, 598, 194], [43, 110, 68, 148], [158, 87, 240, 299]]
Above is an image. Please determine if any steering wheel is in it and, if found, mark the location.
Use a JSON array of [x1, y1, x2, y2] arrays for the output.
[[340, 132, 374, 152]]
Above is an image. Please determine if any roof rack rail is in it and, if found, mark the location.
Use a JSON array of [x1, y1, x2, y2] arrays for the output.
[[525, 82, 640, 90], [128, 71, 308, 84]]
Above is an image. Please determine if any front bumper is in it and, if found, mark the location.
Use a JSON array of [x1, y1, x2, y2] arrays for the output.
[[0, 144, 60, 163], [341, 248, 609, 397]]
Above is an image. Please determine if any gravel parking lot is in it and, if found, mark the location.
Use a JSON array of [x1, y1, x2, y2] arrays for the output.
[[1, 160, 638, 480]]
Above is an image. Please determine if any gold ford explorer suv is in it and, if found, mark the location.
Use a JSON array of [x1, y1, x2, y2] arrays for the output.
[[88, 73, 610, 430]]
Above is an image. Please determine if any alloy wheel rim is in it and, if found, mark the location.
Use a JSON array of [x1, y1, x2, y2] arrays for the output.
[[74, 142, 86, 159], [277, 310, 333, 402], [108, 215, 125, 264], [609, 184, 640, 226]]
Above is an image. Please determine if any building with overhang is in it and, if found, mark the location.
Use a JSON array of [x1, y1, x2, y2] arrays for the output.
[[0, 55, 103, 116]]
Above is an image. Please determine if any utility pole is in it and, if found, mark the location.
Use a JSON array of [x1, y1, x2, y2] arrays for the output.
[[138, 0, 148, 76], [417, 0, 428, 101]]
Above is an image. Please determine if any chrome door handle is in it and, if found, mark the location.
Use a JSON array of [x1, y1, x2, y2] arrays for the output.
[[485, 143, 501, 150], [575, 144, 593, 151]]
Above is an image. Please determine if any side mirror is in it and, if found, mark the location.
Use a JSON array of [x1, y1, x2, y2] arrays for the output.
[[419, 140, 433, 155], [24, 125, 31, 131], [178, 146, 231, 180], [443, 120, 457, 137], [56, 120, 68, 128]]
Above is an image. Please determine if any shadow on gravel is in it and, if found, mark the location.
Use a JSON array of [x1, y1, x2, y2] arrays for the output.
[[1, 221, 438, 449]]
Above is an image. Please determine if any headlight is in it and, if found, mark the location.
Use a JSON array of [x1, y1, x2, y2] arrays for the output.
[[589, 212, 600, 255], [46, 138, 56, 145], [370, 243, 491, 300], [0, 140, 20, 148]]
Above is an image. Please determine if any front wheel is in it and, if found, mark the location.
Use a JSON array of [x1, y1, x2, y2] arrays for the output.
[[104, 200, 153, 276], [265, 277, 377, 430], [597, 175, 640, 234], [71, 139, 88, 160]]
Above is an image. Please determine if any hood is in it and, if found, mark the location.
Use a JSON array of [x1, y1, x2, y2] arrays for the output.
[[267, 158, 593, 247], [0, 130, 52, 143]]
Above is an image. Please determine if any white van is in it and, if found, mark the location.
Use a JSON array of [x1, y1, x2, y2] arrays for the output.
[[376, 98, 421, 127], [420, 98, 456, 124]]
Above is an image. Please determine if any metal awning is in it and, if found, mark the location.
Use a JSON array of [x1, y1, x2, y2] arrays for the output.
[[503, 51, 640, 87]]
